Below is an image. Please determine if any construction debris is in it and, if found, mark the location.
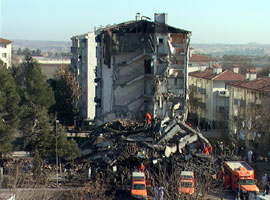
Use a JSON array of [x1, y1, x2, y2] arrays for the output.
[[81, 117, 212, 169]]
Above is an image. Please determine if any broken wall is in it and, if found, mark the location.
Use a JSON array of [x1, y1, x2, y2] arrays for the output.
[[95, 20, 191, 125]]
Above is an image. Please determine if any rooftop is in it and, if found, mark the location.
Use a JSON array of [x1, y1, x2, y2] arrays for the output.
[[189, 54, 215, 62], [98, 19, 191, 35], [0, 38, 12, 45], [189, 68, 246, 81], [230, 77, 270, 93]]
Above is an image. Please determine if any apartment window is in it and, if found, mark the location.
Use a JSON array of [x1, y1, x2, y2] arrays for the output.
[[2, 53, 7, 58], [1, 43, 7, 48], [144, 59, 151, 74]]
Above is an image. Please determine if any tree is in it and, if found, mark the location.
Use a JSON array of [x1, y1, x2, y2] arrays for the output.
[[49, 66, 80, 126], [0, 59, 20, 157], [55, 124, 79, 160], [232, 97, 270, 153], [14, 56, 55, 157], [187, 87, 202, 126]]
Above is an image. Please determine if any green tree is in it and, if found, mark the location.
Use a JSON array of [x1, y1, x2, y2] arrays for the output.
[[0, 60, 20, 157], [15, 57, 55, 157], [53, 124, 80, 168], [49, 67, 79, 126]]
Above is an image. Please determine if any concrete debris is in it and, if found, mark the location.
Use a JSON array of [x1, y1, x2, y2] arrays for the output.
[[82, 118, 211, 167]]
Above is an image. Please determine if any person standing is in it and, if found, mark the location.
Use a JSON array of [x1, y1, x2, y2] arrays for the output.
[[264, 183, 270, 195], [154, 186, 159, 200], [159, 186, 164, 200], [247, 150, 253, 164], [248, 192, 255, 200], [262, 174, 268, 187]]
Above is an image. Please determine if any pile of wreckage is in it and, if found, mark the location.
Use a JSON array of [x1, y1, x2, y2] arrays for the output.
[[81, 117, 213, 168]]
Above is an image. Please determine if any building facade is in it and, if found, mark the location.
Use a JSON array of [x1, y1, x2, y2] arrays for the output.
[[189, 67, 245, 129], [0, 38, 12, 68], [71, 32, 96, 121], [228, 75, 270, 140], [94, 13, 191, 125]]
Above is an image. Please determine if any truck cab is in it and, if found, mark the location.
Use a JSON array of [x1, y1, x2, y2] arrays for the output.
[[130, 172, 147, 199], [179, 171, 195, 195]]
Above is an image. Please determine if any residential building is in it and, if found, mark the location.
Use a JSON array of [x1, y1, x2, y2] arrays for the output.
[[71, 32, 96, 121], [188, 67, 245, 129], [0, 38, 12, 68], [188, 48, 216, 72], [228, 71, 270, 143], [94, 13, 191, 125]]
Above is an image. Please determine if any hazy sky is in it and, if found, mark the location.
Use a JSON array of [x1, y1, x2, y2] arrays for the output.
[[1, 0, 270, 44]]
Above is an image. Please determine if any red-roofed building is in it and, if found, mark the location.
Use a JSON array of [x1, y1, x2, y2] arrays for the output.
[[228, 77, 270, 142], [189, 68, 246, 129], [188, 49, 216, 72], [0, 38, 12, 67]]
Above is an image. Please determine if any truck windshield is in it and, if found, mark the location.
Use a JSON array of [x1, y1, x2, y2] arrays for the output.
[[239, 179, 255, 185], [181, 182, 193, 188], [132, 184, 146, 190]]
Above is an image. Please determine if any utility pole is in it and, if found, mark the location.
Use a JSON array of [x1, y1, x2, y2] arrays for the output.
[[55, 119, 59, 186]]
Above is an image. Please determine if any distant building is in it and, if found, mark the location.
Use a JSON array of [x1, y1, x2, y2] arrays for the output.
[[71, 32, 96, 121], [0, 38, 12, 68], [189, 67, 245, 129], [94, 13, 191, 125], [188, 48, 216, 72], [32, 56, 71, 79]]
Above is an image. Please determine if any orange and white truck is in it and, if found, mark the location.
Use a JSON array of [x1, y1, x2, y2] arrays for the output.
[[179, 171, 195, 195], [130, 171, 147, 199], [223, 161, 259, 198]]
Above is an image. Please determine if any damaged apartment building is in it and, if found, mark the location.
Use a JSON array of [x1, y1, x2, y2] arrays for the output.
[[94, 13, 191, 125], [71, 13, 191, 125]]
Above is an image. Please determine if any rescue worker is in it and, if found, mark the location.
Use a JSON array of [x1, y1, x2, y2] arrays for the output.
[[139, 163, 145, 172], [145, 113, 152, 128], [225, 174, 230, 188], [203, 144, 209, 155]]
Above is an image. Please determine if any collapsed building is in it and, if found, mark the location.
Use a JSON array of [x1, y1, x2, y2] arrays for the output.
[[94, 13, 192, 125], [72, 14, 225, 190]]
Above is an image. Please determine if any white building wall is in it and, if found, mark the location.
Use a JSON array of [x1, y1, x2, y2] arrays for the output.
[[0, 43, 12, 68], [71, 32, 96, 121], [86, 32, 97, 120], [205, 80, 213, 121]]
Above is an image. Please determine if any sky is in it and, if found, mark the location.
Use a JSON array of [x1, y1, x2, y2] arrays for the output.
[[1, 0, 270, 44]]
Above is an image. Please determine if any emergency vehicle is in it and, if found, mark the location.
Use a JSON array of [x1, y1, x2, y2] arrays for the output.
[[130, 172, 147, 199], [179, 171, 195, 195], [223, 161, 259, 198]]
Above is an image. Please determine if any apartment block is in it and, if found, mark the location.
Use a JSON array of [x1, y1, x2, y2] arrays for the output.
[[189, 67, 245, 129], [228, 72, 270, 139], [71, 32, 96, 121], [0, 38, 12, 68], [94, 13, 191, 125]]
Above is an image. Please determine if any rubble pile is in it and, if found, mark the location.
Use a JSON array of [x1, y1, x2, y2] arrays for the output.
[[81, 118, 214, 170]]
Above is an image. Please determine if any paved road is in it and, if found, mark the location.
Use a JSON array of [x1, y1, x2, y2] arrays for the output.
[[208, 190, 236, 199]]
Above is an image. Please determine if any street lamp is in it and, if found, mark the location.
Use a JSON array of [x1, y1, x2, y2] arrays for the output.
[[55, 119, 59, 186]]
